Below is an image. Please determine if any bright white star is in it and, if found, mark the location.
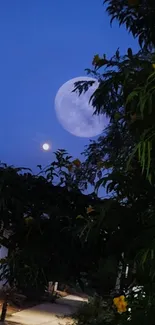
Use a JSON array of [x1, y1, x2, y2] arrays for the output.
[[42, 143, 50, 151]]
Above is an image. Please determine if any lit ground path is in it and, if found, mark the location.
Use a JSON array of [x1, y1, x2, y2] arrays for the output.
[[5, 295, 88, 325]]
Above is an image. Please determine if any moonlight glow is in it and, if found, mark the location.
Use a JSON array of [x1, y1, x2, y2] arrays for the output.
[[42, 143, 50, 151], [54, 76, 108, 138]]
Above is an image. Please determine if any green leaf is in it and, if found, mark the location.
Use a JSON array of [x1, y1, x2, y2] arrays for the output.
[[76, 215, 84, 220]]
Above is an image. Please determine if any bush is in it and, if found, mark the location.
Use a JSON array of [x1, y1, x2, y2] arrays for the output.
[[73, 295, 115, 325], [73, 292, 155, 325]]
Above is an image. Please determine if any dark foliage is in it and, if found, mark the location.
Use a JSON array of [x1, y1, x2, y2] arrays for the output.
[[104, 0, 155, 50]]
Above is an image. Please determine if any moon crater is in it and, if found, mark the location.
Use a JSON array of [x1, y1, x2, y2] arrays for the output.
[[55, 76, 108, 138]]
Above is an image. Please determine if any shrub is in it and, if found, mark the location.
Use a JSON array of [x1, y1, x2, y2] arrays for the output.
[[73, 295, 115, 325]]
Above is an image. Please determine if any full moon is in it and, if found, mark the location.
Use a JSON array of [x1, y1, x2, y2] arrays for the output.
[[42, 143, 50, 151], [54, 77, 108, 138]]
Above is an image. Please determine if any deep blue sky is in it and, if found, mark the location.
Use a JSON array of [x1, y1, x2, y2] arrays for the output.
[[0, 0, 139, 171]]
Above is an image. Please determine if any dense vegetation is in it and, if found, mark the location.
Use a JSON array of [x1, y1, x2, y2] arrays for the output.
[[0, 155, 99, 298], [73, 0, 155, 324], [0, 0, 155, 323]]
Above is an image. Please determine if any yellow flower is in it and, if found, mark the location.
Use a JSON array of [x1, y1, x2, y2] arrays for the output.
[[152, 63, 155, 69], [92, 55, 108, 67], [97, 161, 104, 170], [114, 295, 125, 304], [113, 295, 127, 313], [25, 216, 33, 224], [86, 205, 94, 214], [92, 54, 100, 66], [72, 159, 81, 168], [117, 300, 127, 312], [67, 164, 73, 172], [119, 295, 125, 301]]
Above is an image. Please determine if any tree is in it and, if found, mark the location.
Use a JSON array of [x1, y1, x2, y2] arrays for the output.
[[104, 0, 155, 50], [0, 154, 106, 298], [71, 0, 155, 322]]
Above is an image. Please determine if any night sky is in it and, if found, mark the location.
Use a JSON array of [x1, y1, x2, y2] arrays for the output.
[[0, 0, 139, 172]]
